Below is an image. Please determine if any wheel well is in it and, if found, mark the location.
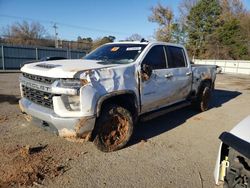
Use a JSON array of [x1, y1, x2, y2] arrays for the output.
[[201, 79, 212, 87], [97, 93, 138, 121], [197, 79, 212, 94]]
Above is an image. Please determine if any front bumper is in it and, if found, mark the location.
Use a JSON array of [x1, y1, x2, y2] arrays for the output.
[[19, 98, 96, 138]]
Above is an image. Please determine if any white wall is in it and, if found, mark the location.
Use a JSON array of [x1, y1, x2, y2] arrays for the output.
[[194, 59, 250, 75]]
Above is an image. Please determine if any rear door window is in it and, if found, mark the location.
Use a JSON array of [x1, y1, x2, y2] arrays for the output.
[[142, 45, 166, 69], [165, 46, 187, 68]]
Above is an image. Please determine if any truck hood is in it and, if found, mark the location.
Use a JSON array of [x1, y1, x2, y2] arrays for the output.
[[21, 59, 119, 78]]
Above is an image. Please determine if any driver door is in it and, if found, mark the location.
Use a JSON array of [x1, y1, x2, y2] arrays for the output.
[[140, 45, 179, 113]]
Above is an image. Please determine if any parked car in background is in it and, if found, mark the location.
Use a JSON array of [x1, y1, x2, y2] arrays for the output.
[[214, 116, 250, 187]]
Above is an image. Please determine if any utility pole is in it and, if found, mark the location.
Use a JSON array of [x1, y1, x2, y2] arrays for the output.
[[53, 23, 58, 48]]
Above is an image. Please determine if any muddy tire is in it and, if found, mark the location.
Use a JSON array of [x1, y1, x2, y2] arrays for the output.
[[223, 148, 250, 188], [193, 82, 212, 112], [93, 104, 133, 152]]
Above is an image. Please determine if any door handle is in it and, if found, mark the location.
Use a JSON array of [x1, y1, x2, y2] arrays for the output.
[[165, 73, 173, 78], [186, 72, 192, 76]]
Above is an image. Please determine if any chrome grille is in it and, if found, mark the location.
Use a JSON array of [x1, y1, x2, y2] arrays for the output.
[[22, 85, 54, 109], [22, 73, 55, 84]]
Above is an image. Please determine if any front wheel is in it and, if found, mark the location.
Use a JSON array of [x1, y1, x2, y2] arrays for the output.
[[93, 104, 133, 152]]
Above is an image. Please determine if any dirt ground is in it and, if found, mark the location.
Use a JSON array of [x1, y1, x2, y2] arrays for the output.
[[0, 73, 250, 188]]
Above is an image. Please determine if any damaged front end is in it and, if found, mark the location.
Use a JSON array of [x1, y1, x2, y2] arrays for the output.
[[19, 70, 98, 140]]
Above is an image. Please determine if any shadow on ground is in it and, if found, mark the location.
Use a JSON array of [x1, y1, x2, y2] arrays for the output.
[[128, 89, 241, 147], [0, 94, 20, 104]]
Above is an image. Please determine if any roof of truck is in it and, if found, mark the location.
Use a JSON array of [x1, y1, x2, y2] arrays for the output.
[[109, 40, 185, 48]]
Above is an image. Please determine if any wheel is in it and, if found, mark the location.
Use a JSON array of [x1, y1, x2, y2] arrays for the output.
[[224, 148, 250, 188], [193, 82, 212, 112], [93, 104, 133, 152]]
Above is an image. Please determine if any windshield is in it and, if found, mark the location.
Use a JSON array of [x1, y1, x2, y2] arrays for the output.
[[84, 43, 147, 64]]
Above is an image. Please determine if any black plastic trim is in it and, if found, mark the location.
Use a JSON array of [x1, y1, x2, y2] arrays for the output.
[[219, 132, 250, 159]]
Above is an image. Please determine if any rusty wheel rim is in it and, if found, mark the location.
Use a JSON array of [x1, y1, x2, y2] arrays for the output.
[[100, 113, 130, 147]]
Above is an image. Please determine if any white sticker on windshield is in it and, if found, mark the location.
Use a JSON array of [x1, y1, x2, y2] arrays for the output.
[[126, 47, 142, 51]]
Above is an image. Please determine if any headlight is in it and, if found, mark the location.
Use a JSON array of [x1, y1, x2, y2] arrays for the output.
[[59, 79, 81, 88], [61, 95, 80, 111], [52, 79, 83, 95], [79, 70, 100, 82]]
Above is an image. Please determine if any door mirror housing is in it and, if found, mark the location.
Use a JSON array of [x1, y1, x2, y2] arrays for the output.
[[141, 64, 153, 81]]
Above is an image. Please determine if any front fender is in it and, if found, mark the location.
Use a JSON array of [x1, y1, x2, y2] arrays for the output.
[[79, 84, 101, 116], [95, 90, 138, 117]]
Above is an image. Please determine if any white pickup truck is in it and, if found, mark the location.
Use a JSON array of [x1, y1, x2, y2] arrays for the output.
[[19, 41, 216, 152]]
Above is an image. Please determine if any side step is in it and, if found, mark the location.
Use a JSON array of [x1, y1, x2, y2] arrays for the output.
[[140, 101, 191, 122]]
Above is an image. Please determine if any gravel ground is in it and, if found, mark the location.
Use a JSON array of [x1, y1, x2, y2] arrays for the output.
[[0, 73, 250, 188]]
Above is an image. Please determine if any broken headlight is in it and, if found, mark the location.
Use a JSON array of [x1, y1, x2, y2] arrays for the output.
[[61, 95, 80, 111]]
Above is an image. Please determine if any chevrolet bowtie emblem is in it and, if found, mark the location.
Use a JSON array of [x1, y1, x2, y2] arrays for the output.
[[44, 95, 49, 100]]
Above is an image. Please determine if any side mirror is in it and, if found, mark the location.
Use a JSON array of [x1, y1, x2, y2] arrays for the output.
[[141, 64, 152, 81]]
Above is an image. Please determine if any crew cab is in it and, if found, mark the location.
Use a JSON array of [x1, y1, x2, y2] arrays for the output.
[[19, 41, 216, 152]]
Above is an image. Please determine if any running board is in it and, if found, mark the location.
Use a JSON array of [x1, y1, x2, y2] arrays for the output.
[[140, 101, 191, 122]]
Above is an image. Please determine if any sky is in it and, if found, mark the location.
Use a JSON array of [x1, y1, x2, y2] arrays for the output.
[[0, 0, 250, 41]]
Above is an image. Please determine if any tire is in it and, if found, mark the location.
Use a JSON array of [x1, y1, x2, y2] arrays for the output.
[[93, 104, 133, 152], [224, 148, 250, 188], [193, 82, 212, 112]]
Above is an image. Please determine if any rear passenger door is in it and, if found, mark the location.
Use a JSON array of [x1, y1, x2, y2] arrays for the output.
[[164, 45, 192, 101]]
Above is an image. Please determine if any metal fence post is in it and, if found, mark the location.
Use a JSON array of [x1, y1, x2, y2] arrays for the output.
[[1, 45, 5, 70], [35, 48, 38, 60], [236, 61, 239, 74]]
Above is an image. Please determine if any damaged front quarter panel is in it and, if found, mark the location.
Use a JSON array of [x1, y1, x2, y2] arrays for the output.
[[59, 64, 139, 140], [75, 64, 139, 117]]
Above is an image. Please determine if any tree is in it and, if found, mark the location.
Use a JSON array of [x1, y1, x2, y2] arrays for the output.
[[214, 0, 249, 59], [187, 0, 222, 58], [239, 12, 250, 58], [2, 21, 48, 46], [148, 3, 174, 42], [148, 0, 250, 60], [149, 3, 189, 44], [179, 0, 198, 26], [220, 0, 245, 18], [126, 34, 143, 41], [216, 18, 248, 59], [75, 36, 93, 51], [92, 36, 116, 50]]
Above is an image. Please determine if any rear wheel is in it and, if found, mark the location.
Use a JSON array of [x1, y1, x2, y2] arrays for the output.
[[224, 148, 250, 188], [193, 82, 212, 112], [93, 104, 133, 152]]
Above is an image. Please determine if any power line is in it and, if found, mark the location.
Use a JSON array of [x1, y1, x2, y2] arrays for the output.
[[0, 14, 131, 36]]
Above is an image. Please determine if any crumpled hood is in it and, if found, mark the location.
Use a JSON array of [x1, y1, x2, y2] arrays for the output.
[[21, 59, 118, 78]]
